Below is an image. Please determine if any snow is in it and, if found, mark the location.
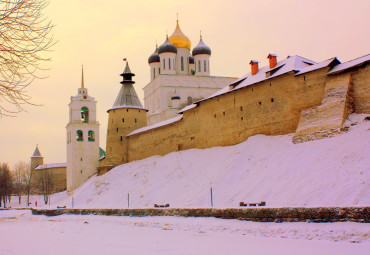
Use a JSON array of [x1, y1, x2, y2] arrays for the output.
[[0, 210, 369, 255], [53, 113, 370, 209], [128, 115, 183, 136], [1, 114, 369, 254], [34, 163, 67, 170], [327, 54, 370, 75], [295, 57, 338, 75], [178, 103, 197, 114]]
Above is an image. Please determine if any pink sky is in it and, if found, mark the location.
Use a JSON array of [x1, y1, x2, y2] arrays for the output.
[[1, 0, 369, 168]]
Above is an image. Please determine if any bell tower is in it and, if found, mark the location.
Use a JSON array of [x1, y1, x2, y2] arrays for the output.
[[66, 66, 99, 191]]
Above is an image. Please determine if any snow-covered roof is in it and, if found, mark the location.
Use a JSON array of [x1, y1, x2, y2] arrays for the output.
[[128, 115, 183, 136], [327, 54, 370, 75], [181, 55, 316, 113], [178, 104, 197, 114], [295, 57, 340, 76], [34, 163, 66, 170]]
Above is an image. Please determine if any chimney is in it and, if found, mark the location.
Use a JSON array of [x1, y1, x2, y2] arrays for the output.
[[249, 60, 259, 75], [267, 54, 277, 69]]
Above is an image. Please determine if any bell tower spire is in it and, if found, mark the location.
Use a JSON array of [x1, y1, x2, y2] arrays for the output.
[[78, 65, 88, 95]]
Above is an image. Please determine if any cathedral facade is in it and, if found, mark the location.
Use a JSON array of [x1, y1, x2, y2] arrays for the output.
[[144, 20, 237, 125]]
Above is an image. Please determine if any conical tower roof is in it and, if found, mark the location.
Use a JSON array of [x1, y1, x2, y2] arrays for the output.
[[109, 61, 145, 111], [31, 145, 43, 158]]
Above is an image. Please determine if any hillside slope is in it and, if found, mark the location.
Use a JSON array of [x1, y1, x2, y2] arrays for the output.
[[64, 114, 370, 209]]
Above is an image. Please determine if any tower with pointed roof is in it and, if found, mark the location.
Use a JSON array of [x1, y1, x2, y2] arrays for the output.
[[30, 144, 44, 169], [103, 61, 147, 167], [66, 66, 99, 191]]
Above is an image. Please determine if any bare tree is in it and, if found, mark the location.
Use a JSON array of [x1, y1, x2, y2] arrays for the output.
[[0, 0, 55, 116], [0, 163, 12, 207], [39, 168, 53, 204], [13, 160, 30, 204]]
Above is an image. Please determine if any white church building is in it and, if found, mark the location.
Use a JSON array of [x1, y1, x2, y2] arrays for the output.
[[144, 20, 237, 125]]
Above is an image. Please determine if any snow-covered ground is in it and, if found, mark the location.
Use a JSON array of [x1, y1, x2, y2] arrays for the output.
[[1, 114, 369, 254], [50, 113, 369, 209], [0, 210, 369, 255]]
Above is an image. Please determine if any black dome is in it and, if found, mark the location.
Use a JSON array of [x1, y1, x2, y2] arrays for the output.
[[189, 56, 194, 64], [158, 37, 177, 54], [192, 37, 211, 56], [148, 46, 160, 64]]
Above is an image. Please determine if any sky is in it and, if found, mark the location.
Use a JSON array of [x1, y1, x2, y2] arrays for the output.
[[1, 0, 369, 169]]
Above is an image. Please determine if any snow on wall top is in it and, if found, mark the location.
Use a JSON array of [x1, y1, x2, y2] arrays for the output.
[[295, 57, 339, 76], [178, 104, 197, 114], [128, 115, 183, 136], [34, 163, 67, 170], [327, 54, 370, 75]]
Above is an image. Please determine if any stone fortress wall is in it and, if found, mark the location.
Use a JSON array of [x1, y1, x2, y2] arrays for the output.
[[120, 58, 369, 165]]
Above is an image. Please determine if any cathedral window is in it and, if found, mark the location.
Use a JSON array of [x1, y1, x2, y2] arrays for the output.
[[88, 130, 95, 142], [169, 58, 171, 69], [76, 130, 83, 141], [81, 107, 89, 123], [181, 56, 184, 71], [163, 59, 165, 70], [204, 60, 207, 72], [198, 60, 201, 72]]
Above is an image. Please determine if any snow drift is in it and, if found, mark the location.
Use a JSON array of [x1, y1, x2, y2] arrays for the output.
[[60, 114, 370, 209]]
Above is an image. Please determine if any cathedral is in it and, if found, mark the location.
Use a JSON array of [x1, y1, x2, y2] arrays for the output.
[[29, 18, 370, 193], [144, 20, 236, 125]]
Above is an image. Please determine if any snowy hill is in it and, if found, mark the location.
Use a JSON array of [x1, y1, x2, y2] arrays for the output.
[[60, 114, 370, 209]]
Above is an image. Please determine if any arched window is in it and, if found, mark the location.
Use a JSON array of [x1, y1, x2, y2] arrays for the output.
[[77, 130, 83, 141], [204, 60, 207, 72], [81, 107, 89, 123], [88, 130, 95, 142], [181, 56, 184, 71], [198, 60, 201, 72], [169, 58, 171, 69]]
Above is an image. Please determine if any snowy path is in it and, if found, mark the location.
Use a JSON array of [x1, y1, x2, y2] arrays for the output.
[[0, 210, 369, 255]]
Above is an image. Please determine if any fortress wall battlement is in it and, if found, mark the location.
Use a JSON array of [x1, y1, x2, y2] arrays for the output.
[[125, 63, 370, 163]]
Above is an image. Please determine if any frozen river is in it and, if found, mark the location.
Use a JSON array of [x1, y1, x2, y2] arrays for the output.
[[0, 209, 369, 255]]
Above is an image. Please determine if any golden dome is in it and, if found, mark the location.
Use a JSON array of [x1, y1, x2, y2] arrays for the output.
[[169, 21, 191, 49]]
